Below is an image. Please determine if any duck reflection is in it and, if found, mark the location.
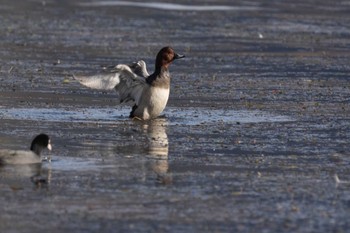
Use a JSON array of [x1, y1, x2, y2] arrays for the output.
[[0, 163, 51, 190], [142, 118, 172, 184]]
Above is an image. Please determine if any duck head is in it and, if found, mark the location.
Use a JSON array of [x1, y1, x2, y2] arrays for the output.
[[155, 47, 185, 71], [30, 134, 52, 156]]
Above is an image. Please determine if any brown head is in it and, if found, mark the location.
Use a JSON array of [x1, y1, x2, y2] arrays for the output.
[[155, 47, 185, 72]]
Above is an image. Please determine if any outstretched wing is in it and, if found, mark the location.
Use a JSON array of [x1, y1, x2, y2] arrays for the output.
[[128, 60, 150, 78], [73, 73, 120, 90], [73, 62, 148, 105], [104, 60, 150, 78], [113, 64, 147, 104]]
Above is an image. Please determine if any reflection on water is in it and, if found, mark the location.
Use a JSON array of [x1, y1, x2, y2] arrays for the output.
[[79, 1, 261, 11], [0, 107, 293, 125], [143, 118, 169, 158], [142, 118, 172, 184], [0, 163, 51, 190]]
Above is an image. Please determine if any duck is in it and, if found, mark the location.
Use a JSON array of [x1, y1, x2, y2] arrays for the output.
[[74, 46, 185, 120], [0, 134, 52, 165]]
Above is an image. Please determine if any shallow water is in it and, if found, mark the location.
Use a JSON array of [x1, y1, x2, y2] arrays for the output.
[[0, 0, 350, 232], [79, 1, 261, 11], [0, 107, 294, 124]]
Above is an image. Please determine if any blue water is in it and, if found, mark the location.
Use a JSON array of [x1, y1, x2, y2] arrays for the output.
[[0, 107, 293, 125]]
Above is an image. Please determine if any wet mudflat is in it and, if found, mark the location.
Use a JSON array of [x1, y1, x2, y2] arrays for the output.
[[0, 0, 350, 232]]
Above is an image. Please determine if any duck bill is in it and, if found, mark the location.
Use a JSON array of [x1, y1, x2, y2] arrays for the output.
[[47, 142, 52, 151], [174, 53, 185, 60]]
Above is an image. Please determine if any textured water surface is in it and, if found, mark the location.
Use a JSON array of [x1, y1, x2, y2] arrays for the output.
[[0, 0, 350, 232], [0, 107, 294, 124]]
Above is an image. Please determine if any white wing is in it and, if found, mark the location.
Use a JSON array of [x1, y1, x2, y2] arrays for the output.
[[73, 61, 149, 105], [113, 64, 147, 104], [129, 60, 150, 78], [73, 73, 120, 90], [105, 60, 149, 78]]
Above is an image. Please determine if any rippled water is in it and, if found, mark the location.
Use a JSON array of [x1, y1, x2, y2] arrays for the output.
[[79, 1, 261, 11], [0, 107, 294, 124], [0, 0, 349, 232]]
